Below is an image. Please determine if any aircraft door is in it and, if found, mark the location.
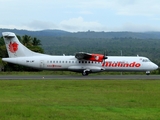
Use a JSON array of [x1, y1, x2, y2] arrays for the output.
[[40, 60, 45, 68]]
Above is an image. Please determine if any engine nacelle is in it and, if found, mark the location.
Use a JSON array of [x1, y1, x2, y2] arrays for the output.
[[75, 52, 107, 62], [88, 66, 105, 73], [87, 54, 104, 62]]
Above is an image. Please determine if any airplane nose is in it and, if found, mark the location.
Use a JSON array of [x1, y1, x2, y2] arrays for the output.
[[152, 63, 158, 70]]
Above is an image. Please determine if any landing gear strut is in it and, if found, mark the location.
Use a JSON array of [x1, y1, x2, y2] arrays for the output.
[[82, 70, 89, 76]]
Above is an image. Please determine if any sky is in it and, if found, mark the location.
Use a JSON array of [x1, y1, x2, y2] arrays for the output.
[[1, 0, 160, 32]]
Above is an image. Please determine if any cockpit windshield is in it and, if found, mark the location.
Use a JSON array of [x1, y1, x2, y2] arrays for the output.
[[142, 59, 150, 62]]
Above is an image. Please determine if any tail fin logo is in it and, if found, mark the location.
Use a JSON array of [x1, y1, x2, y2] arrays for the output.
[[9, 42, 18, 53]]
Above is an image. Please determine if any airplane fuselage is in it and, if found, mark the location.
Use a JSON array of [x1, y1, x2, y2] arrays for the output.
[[3, 55, 158, 74]]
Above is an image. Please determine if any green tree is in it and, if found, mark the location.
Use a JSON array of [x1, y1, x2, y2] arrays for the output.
[[0, 37, 4, 45], [32, 37, 41, 46], [22, 35, 32, 46], [21, 35, 43, 53], [28, 46, 44, 53]]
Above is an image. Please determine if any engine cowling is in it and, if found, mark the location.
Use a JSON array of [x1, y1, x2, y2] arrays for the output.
[[87, 54, 105, 62], [75, 52, 107, 62]]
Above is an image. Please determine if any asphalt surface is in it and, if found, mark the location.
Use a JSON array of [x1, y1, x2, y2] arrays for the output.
[[0, 75, 160, 80]]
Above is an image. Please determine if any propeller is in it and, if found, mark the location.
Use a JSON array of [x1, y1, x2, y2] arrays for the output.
[[103, 50, 108, 63], [103, 50, 108, 59]]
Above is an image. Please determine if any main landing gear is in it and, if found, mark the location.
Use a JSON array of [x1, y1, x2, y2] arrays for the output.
[[82, 69, 90, 76]]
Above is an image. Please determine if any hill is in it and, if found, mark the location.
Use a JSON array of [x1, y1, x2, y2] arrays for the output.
[[0, 29, 69, 37], [1, 28, 160, 39]]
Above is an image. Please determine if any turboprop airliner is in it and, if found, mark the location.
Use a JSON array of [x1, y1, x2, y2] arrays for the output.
[[2, 32, 158, 76]]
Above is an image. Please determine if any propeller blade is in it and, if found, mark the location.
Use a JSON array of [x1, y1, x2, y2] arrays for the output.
[[103, 50, 108, 59], [103, 50, 108, 63]]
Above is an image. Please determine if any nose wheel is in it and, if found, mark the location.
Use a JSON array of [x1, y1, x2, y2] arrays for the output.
[[146, 71, 150, 75]]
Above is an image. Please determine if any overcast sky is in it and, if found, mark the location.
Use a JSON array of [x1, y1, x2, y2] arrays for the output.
[[1, 0, 160, 32]]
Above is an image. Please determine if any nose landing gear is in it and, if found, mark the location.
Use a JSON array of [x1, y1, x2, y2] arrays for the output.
[[146, 71, 150, 75]]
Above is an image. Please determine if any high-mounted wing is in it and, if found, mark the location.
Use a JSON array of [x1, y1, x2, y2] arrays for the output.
[[75, 52, 107, 62]]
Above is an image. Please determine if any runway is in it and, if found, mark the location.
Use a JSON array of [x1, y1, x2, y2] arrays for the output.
[[0, 75, 160, 80]]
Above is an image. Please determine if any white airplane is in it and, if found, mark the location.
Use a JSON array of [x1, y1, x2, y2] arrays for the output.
[[2, 32, 158, 76]]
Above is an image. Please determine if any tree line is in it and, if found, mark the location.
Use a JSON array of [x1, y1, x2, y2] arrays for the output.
[[0, 35, 43, 71], [39, 36, 160, 66]]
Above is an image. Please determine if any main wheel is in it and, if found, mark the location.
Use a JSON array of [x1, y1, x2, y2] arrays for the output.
[[82, 71, 89, 76]]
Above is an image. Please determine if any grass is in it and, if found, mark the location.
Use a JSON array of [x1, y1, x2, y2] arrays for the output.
[[0, 80, 160, 119]]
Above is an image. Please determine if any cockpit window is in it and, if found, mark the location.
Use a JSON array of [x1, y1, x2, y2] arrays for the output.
[[142, 59, 150, 62]]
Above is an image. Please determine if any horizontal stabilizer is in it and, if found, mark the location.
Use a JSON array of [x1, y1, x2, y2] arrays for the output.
[[2, 32, 15, 38]]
